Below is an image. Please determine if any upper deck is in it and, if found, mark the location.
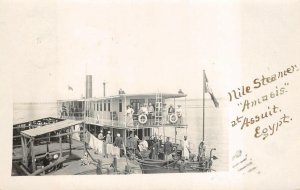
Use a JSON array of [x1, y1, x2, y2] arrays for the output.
[[57, 92, 188, 129]]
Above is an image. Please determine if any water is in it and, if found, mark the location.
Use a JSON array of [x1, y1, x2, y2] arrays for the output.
[[13, 99, 228, 171]]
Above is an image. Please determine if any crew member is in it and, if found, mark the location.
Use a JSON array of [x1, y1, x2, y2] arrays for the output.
[[164, 137, 173, 160], [114, 133, 124, 157], [148, 103, 154, 125], [151, 137, 159, 160]]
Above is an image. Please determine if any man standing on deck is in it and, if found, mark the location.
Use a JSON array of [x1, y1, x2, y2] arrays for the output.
[[105, 131, 112, 158], [148, 103, 154, 125], [98, 130, 104, 140], [182, 136, 190, 160], [151, 137, 159, 160], [114, 133, 124, 157], [198, 141, 206, 161], [164, 137, 173, 160]]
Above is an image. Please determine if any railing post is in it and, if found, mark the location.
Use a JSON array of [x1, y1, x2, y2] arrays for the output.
[[96, 159, 102, 175], [113, 156, 118, 172]]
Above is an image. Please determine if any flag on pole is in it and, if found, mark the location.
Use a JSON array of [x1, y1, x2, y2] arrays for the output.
[[68, 85, 73, 91], [204, 71, 219, 108]]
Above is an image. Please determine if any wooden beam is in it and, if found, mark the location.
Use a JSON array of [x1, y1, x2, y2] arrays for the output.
[[33, 131, 84, 141], [30, 156, 67, 176]]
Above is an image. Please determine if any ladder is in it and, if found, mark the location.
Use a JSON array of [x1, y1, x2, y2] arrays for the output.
[[154, 92, 163, 125]]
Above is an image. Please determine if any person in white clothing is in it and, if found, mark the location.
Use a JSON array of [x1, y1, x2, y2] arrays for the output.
[[126, 105, 134, 127], [176, 105, 183, 124], [139, 137, 148, 151], [182, 136, 190, 160]]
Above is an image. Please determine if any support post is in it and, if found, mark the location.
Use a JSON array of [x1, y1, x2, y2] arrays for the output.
[[203, 70, 205, 141], [124, 129, 127, 147], [113, 156, 117, 172], [69, 127, 72, 155], [59, 133, 62, 157], [30, 138, 36, 172], [175, 127, 177, 144], [21, 136, 26, 165], [83, 124, 87, 153]]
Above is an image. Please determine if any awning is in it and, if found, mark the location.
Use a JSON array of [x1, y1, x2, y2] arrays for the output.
[[13, 117, 60, 126], [21, 119, 83, 138]]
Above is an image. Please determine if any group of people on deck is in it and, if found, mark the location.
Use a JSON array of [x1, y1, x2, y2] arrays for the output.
[[125, 103, 184, 126], [164, 104, 183, 124], [137, 103, 155, 125], [93, 129, 206, 162]]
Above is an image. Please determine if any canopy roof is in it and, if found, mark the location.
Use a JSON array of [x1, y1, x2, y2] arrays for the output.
[[13, 117, 61, 126], [21, 119, 83, 138], [58, 93, 187, 102]]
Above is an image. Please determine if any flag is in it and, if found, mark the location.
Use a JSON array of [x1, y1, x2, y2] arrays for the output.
[[68, 85, 73, 91], [204, 71, 219, 108]]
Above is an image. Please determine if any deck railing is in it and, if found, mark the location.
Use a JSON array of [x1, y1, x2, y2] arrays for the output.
[[59, 111, 187, 128]]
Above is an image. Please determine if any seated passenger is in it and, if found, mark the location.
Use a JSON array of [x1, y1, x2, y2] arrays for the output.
[[81, 152, 90, 166], [42, 152, 51, 167]]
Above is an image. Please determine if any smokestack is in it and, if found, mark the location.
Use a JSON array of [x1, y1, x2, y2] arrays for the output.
[[103, 81, 106, 97], [86, 75, 92, 98]]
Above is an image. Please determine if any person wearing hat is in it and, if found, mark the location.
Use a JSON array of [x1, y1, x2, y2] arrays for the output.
[[114, 133, 123, 148], [98, 130, 104, 140], [164, 137, 173, 160], [114, 133, 124, 157], [151, 137, 159, 160], [105, 131, 112, 158], [106, 131, 112, 144]]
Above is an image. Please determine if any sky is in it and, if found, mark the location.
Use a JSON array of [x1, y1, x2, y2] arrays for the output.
[[1, 0, 299, 103], [0, 0, 242, 103]]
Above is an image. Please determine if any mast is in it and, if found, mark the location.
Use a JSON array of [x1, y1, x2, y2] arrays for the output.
[[202, 70, 205, 141]]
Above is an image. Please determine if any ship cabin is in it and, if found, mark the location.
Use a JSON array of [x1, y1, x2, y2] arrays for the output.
[[57, 92, 187, 145]]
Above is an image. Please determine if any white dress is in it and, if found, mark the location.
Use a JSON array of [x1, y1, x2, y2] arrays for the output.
[[183, 140, 189, 159], [126, 108, 134, 127]]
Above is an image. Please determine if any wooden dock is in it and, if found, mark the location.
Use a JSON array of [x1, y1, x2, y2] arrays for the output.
[[50, 149, 142, 175]]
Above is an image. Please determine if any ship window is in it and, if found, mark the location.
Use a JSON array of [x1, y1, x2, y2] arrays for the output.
[[97, 102, 99, 111], [100, 101, 102, 111], [119, 99, 122, 112], [108, 100, 111, 112], [104, 101, 106, 111]]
